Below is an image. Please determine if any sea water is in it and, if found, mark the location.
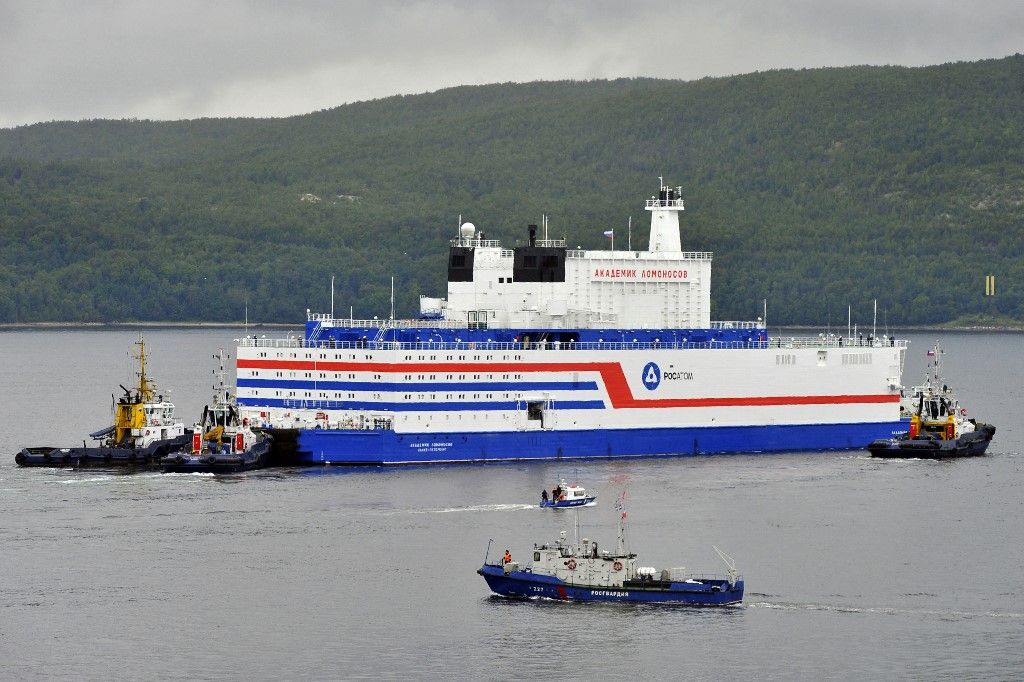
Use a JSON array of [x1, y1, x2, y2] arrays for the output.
[[0, 329, 1022, 680]]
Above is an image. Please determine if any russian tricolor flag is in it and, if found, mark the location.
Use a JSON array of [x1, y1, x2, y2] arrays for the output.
[[603, 230, 614, 238]]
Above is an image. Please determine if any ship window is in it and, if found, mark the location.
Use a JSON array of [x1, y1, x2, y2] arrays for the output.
[[499, 277, 504, 283], [527, 401, 544, 421], [534, 551, 541, 562]]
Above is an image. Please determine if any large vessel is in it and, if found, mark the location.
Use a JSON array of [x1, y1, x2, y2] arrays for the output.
[[235, 183, 907, 465]]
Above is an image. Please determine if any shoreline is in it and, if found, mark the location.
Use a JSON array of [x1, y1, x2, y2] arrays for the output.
[[0, 322, 1021, 332]]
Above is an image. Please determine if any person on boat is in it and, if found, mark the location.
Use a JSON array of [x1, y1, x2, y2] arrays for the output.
[[541, 489, 548, 503], [553, 485, 560, 501], [503, 549, 512, 564]]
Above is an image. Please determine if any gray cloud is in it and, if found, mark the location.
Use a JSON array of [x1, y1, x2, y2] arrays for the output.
[[1, 0, 1022, 127]]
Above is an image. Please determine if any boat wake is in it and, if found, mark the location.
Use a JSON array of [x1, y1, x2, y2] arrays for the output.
[[54, 471, 214, 484], [410, 503, 537, 514], [748, 600, 1024, 620]]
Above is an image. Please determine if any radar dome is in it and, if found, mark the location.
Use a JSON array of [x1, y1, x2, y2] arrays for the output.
[[460, 222, 476, 239]]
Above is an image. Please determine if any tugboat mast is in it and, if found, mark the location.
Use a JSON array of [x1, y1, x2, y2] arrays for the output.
[[134, 335, 156, 402]]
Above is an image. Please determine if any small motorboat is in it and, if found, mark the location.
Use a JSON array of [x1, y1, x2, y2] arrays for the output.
[[540, 479, 596, 508], [479, 501, 743, 605], [160, 349, 272, 473], [15, 337, 189, 467], [868, 342, 996, 459]]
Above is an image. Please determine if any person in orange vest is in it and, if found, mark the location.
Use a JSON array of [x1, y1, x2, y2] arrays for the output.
[[503, 549, 512, 564]]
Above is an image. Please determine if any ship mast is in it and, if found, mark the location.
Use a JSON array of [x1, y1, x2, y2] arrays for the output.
[[615, 491, 628, 556], [135, 335, 155, 402]]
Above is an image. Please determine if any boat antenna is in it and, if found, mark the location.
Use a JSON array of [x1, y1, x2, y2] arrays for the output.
[[873, 298, 877, 342], [713, 545, 739, 584], [627, 216, 632, 252], [331, 275, 335, 319], [574, 509, 581, 553], [614, 490, 628, 556], [244, 296, 249, 337], [390, 276, 395, 321], [484, 538, 493, 565]]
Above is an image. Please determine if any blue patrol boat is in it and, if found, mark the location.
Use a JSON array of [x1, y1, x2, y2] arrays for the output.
[[478, 505, 743, 605], [540, 479, 597, 508]]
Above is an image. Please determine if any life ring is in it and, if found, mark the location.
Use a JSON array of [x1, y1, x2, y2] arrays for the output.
[[565, 559, 577, 571], [960, 408, 967, 416], [613, 560, 623, 572], [153, 418, 161, 426]]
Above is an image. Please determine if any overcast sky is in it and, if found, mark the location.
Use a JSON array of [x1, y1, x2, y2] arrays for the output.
[[2, 0, 1022, 128]]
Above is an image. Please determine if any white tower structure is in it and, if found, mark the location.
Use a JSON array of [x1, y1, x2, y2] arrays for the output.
[[646, 183, 684, 252]]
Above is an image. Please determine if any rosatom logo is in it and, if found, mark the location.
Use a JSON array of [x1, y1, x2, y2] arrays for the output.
[[642, 362, 661, 391]]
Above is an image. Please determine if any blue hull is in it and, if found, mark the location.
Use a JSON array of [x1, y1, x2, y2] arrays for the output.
[[287, 421, 905, 465], [478, 565, 743, 605], [540, 497, 596, 508]]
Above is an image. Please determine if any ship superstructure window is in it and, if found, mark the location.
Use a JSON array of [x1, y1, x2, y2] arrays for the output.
[[447, 247, 475, 282], [527, 401, 544, 421]]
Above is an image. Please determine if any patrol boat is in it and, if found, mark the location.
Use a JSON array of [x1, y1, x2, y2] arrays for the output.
[[867, 342, 995, 458], [161, 350, 272, 473], [235, 182, 908, 464], [478, 504, 743, 605], [540, 479, 596, 508], [15, 338, 189, 467]]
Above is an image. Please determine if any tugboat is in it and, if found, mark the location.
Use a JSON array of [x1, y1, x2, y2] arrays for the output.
[[160, 350, 271, 473], [478, 499, 743, 605], [867, 342, 996, 459], [15, 337, 190, 467], [540, 478, 597, 508]]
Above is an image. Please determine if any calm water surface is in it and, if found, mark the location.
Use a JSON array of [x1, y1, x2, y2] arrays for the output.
[[1, 329, 1022, 680]]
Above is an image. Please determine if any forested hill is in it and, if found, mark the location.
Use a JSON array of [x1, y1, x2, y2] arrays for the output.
[[1, 55, 1022, 326]]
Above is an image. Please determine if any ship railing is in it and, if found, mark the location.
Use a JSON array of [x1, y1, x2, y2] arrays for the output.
[[237, 336, 304, 348], [565, 250, 712, 259], [449, 238, 503, 248], [238, 336, 909, 351], [305, 314, 467, 329], [645, 198, 685, 209], [710, 320, 764, 330]]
